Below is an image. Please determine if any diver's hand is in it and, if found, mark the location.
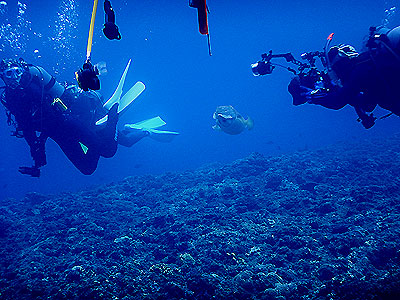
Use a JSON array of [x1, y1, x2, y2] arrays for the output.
[[288, 77, 310, 106], [19, 166, 40, 178]]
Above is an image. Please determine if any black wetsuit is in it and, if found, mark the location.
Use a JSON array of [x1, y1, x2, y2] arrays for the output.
[[1, 73, 118, 175], [288, 26, 400, 128], [50, 88, 119, 175], [103, 0, 121, 40]]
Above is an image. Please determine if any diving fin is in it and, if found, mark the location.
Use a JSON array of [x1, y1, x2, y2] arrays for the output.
[[124, 116, 166, 130], [124, 116, 178, 142], [246, 117, 254, 130], [103, 59, 131, 110], [146, 129, 179, 143], [96, 81, 146, 125], [118, 81, 145, 113]]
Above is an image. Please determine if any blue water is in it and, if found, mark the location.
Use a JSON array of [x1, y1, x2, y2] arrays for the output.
[[1, 0, 400, 200]]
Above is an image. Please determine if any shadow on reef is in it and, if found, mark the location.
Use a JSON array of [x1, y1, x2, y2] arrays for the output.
[[1, 134, 400, 299]]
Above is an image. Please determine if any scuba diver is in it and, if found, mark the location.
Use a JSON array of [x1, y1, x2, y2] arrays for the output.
[[0, 58, 176, 177], [103, 0, 121, 40], [0, 58, 120, 177], [75, 0, 121, 93], [252, 25, 400, 129]]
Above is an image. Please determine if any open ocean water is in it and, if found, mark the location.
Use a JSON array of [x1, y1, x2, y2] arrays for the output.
[[1, 0, 400, 299]]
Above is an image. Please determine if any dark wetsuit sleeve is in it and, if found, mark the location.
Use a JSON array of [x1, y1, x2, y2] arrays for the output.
[[307, 85, 350, 110], [288, 76, 310, 106], [288, 76, 349, 109]]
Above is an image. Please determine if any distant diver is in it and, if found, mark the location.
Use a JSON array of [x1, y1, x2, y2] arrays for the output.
[[212, 105, 253, 135], [75, 59, 100, 92], [189, 0, 212, 56], [75, 0, 121, 92], [0, 58, 178, 177], [103, 0, 121, 40], [0, 1, 6, 16], [251, 25, 400, 129]]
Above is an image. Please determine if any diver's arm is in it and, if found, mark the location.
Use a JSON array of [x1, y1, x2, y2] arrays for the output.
[[288, 76, 345, 109], [288, 76, 311, 106], [307, 87, 348, 110]]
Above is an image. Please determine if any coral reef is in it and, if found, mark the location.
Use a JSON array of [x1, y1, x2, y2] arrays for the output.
[[1, 135, 400, 299]]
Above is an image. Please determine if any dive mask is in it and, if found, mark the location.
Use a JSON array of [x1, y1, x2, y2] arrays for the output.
[[2, 66, 24, 88]]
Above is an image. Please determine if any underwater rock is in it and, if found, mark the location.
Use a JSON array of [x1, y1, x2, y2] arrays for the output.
[[23, 192, 49, 205]]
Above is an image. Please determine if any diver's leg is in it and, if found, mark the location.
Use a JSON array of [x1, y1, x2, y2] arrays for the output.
[[50, 113, 114, 173], [67, 103, 119, 159], [118, 129, 149, 147], [96, 103, 119, 157], [52, 136, 100, 175]]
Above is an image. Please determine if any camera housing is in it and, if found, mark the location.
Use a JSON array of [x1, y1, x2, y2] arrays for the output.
[[251, 61, 275, 76]]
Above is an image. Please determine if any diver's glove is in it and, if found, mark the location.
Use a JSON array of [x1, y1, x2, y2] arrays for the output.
[[19, 166, 40, 178]]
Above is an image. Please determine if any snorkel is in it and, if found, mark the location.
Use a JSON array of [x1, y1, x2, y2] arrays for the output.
[[323, 32, 344, 87], [324, 32, 335, 71]]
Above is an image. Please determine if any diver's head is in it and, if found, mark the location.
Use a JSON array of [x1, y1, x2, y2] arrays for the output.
[[0, 59, 26, 89], [328, 44, 359, 79]]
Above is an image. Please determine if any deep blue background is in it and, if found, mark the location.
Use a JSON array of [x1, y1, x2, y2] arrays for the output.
[[1, 0, 399, 200]]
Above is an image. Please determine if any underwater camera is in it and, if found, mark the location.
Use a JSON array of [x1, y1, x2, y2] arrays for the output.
[[251, 50, 329, 80], [251, 60, 275, 76], [251, 51, 297, 76]]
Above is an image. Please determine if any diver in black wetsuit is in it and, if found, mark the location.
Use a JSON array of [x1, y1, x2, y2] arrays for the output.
[[103, 0, 121, 40], [0, 58, 146, 177], [288, 25, 400, 129]]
